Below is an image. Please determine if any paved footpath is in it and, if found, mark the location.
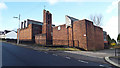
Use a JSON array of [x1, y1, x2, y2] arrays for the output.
[[105, 56, 120, 67], [64, 50, 115, 58], [64, 49, 120, 67]]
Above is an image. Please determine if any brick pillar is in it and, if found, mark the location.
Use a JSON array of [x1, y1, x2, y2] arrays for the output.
[[21, 22, 23, 29], [42, 10, 47, 34], [24, 20, 26, 28], [42, 9, 52, 45]]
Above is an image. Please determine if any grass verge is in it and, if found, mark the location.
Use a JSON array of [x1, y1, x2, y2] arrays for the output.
[[1, 41, 81, 51], [47, 47, 80, 51]]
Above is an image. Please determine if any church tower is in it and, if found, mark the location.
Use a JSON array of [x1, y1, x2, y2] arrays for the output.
[[42, 9, 52, 44]]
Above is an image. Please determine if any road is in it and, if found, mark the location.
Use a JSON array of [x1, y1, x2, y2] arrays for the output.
[[1, 42, 115, 67]]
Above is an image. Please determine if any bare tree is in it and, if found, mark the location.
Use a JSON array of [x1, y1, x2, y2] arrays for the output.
[[89, 14, 103, 26]]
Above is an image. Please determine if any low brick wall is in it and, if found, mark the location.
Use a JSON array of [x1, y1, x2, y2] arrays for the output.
[[1, 38, 17, 43], [53, 40, 68, 46], [19, 40, 35, 44], [35, 34, 47, 45]]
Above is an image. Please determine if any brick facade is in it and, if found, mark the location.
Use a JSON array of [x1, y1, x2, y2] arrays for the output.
[[17, 19, 42, 41], [42, 10, 52, 41], [18, 9, 104, 50], [53, 19, 104, 50], [85, 20, 104, 50], [35, 10, 52, 45], [53, 24, 68, 46], [73, 20, 87, 50], [93, 26, 104, 50], [18, 24, 32, 41], [35, 34, 46, 45]]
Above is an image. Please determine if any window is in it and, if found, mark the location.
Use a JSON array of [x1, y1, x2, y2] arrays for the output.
[[83, 34, 86, 37], [58, 26, 61, 30]]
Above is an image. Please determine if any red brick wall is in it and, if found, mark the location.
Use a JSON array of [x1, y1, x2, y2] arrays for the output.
[[53, 24, 68, 45], [94, 26, 104, 50], [68, 27, 73, 47], [42, 10, 47, 34], [42, 10, 52, 40], [35, 34, 39, 44], [85, 20, 96, 50], [35, 10, 52, 45], [32, 24, 42, 39], [72, 19, 104, 50], [40, 10, 52, 45], [85, 20, 104, 50], [46, 13, 52, 41], [35, 34, 46, 45], [18, 24, 42, 41], [52, 24, 79, 47], [35, 18, 104, 50], [73, 20, 87, 50], [18, 24, 32, 41]]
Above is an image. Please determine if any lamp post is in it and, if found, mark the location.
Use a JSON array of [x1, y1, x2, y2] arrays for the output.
[[13, 14, 20, 45]]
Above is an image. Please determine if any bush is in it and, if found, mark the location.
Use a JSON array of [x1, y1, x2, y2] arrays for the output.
[[112, 44, 120, 48], [111, 43, 116, 46]]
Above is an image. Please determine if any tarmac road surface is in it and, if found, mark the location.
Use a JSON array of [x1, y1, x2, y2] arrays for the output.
[[1, 42, 116, 68]]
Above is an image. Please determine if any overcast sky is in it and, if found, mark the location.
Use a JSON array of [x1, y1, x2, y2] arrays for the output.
[[0, 0, 119, 40]]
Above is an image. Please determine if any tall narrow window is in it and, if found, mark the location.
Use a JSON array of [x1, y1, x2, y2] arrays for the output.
[[58, 26, 61, 30]]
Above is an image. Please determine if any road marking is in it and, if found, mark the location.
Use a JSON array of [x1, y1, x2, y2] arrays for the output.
[[78, 60, 88, 63], [65, 57, 71, 59], [99, 64, 104, 67], [52, 54, 57, 56]]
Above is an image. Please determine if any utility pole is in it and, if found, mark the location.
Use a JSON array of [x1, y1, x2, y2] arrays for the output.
[[13, 14, 20, 45]]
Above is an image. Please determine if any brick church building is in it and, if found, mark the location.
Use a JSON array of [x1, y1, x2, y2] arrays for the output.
[[18, 9, 104, 50], [35, 10, 53, 45]]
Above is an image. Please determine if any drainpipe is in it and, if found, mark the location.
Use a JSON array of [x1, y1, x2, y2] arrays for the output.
[[67, 27, 69, 47], [85, 20, 88, 50], [72, 21, 74, 47]]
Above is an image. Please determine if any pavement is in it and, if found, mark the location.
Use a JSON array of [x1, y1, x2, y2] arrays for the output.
[[29, 45, 120, 67], [105, 56, 120, 67], [64, 50, 120, 67], [64, 50, 114, 58]]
